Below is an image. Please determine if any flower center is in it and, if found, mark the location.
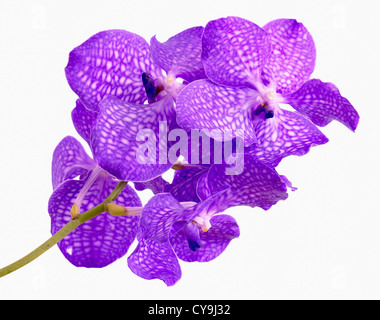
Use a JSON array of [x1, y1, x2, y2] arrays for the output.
[[264, 90, 278, 103], [192, 208, 216, 232], [253, 89, 281, 120], [161, 75, 185, 99], [142, 72, 185, 102]]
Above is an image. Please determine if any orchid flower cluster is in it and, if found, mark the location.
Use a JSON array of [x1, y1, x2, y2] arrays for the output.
[[46, 16, 359, 286]]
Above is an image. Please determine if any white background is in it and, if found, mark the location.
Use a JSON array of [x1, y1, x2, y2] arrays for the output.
[[0, 0, 379, 300]]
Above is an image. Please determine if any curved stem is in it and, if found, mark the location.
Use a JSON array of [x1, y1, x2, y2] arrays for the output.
[[0, 181, 128, 278]]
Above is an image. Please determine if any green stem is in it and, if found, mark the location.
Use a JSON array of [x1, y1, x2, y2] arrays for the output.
[[0, 181, 128, 278]]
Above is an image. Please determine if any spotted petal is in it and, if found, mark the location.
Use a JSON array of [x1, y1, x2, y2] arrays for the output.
[[133, 176, 169, 195], [71, 99, 98, 145], [48, 175, 141, 268], [127, 239, 181, 286], [138, 193, 185, 243], [170, 214, 240, 262], [52, 136, 96, 189], [284, 79, 359, 131], [165, 167, 207, 203], [261, 19, 316, 95], [201, 16, 271, 88], [176, 79, 258, 146], [65, 30, 162, 112], [150, 26, 206, 82], [247, 108, 329, 167], [205, 154, 289, 211], [127, 193, 184, 286], [91, 94, 177, 182]]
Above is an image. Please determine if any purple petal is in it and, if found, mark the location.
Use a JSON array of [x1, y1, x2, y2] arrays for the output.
[[171, 214, 240, 262], [202, 16, 270, 88], [65, 30, 162, 112], [247, 108, 329, 167], [91, 94, 177, 182], [183, 129, 227, 166], [196, 172, 212, 201], [165, 167, 207, 203], [284, 79, 359, 131], [205, 154, 289, 211], [280, 174, 298, 191], [71, 99, 98, 145], [48, 175, 142, 268], [133, 175, 169, 195], [52, 136, 96, 189], [127, 239, 181, 286], [261, 19, 316, 95], [150, 26, 206, 82], [139, 193, 184, 242], [176, 79, 258, 146]]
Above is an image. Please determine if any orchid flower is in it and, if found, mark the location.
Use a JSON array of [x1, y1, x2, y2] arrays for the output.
[[49, 136, 141, 267], [127, 155, 289, 285], [176, 17, 359, 167], [65, 26, 206, 182], [0, 17, 359, 287], [65, 26, 205, 108]]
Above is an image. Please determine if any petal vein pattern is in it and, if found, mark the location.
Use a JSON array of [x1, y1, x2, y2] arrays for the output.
[[150, 26, 206, 82], [247, 108, 329, 167], [261, 19, 316, 95], [204, 155, 289, 212], [176, 79, 258, 146], [202, 16, 271, 88], [91, 94, 177, 182], [48, 176, 141, 268], [52, 136, 96, 189], [285, 79, 359, 131], [65, 29, 161, 111]]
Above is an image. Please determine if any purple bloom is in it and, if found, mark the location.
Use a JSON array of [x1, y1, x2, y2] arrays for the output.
[[49, 136, 142, 268], [66, 26, 207, 182], [127, 155, 289, 285], [65, 30, 162, 112], [65, 26, 205, 110], [176, 17, 359, 167], [127, 193, 240, 286], [45, 17, 359, 284]]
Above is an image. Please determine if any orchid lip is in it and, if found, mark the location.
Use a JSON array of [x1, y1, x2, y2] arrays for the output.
[[193, 210, 215, 232]]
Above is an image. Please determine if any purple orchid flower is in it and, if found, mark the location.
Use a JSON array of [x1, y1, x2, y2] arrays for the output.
[[66, 26, 207, 182], [49, 136, 142, 268], [127, 155, 289, 285], [43, 17, 358, 284], [176, 17, 359, 167], [65, 26, 205, 109], [65, 29, 161, 112]]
